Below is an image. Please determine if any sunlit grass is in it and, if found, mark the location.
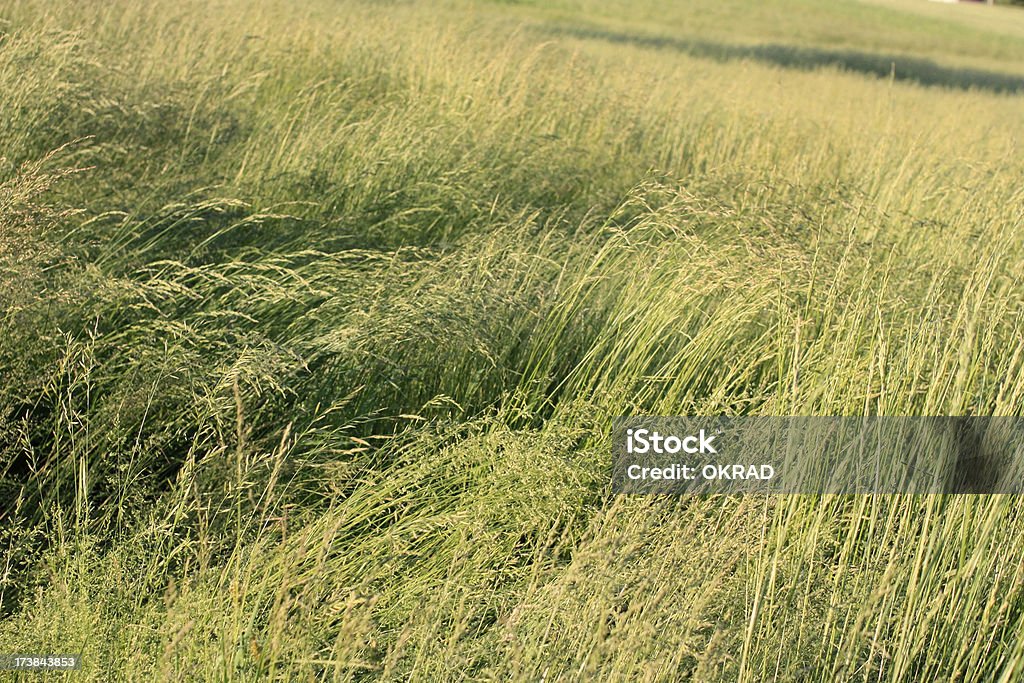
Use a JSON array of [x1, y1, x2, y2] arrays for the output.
[[2, 0, 1024, 680]]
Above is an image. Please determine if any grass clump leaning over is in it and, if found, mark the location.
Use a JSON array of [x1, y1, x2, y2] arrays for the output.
[[2, 0, 1024, 680]]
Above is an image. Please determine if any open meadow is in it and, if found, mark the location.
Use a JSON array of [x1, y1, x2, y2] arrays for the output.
[[2, 0, 1024, 679]]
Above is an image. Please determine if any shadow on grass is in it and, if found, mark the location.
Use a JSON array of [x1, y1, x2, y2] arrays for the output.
[[541, 24, 1024, 94]]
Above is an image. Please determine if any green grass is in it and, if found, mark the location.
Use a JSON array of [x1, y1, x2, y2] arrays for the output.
[[2, 0, 1024, 680]]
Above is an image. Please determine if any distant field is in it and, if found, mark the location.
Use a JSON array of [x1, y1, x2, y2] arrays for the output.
[[2, 0, 1024, 680], [495, 0, 1024, 65], [859, 0, 1024, 40]]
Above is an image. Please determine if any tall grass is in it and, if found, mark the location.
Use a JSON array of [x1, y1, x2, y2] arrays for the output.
[[2, 0, 1024, 680]]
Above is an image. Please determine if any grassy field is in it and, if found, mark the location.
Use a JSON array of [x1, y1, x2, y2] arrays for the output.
[[2, 0, 1024, 680]]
